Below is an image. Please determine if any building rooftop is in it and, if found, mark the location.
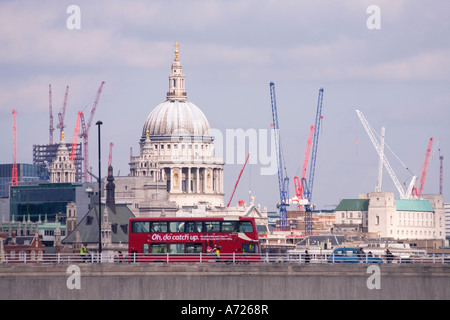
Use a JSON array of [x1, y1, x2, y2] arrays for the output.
[[395, 199, 434, 212], [62, 203, 134, 245], [335, 199, 370, 211], [335, 197, 435, 213]]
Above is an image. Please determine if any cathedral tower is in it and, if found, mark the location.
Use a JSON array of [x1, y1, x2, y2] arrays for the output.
[[49, 132, 76, 183]]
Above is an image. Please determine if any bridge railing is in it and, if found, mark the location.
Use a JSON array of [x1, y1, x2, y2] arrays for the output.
[[0, 252, 449, 264], [272, 252, 450, 264]]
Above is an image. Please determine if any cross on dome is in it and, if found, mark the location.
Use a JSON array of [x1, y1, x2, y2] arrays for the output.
[[174, 41, 180, 61]]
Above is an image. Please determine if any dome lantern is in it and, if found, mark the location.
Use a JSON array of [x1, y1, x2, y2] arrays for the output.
[[166, 41, 187, 102]]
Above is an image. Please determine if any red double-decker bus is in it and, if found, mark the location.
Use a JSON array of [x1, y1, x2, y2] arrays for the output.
[[128, 216, 260, 263]]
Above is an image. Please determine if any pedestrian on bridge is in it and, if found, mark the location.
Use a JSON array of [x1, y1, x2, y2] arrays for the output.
[[80, 244, 88, 263], [214, 246, 221, 262]]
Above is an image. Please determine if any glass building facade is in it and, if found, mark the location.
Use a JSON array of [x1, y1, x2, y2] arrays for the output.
[[0, 163, 49, 197], [9, 183, 81, 223]]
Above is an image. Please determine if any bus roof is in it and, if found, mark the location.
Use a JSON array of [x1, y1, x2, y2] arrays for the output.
[[129, 216, 253, 222]]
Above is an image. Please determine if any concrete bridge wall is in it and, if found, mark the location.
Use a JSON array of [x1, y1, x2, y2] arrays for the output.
[[0, 263, 448, 300]]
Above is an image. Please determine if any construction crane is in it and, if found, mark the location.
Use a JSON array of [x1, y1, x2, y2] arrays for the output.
[[296, 125, 314, 235], [298, 88, 325, 235], [293, 125, 314, 210], [108, 142, 114, 169], [305, 88, 324, 204], [376, 127, 385, 192], [49, 85, 55, 145], [12, 110, 18, 186], [56, 86, 69, 140], [227, 152, 250, 207], [79, 81, 105, 182], [70, 111, 82, 163], [439, 152, 444, 195], [270, 82, 289, 230], [356, 110, 416, 199], [417, 137, 433, 196]]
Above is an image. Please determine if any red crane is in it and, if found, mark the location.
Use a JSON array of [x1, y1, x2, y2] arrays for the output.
[[56, 86, 69, 140], [108, 142, 114, 169], [70, 111, 82, 163], [49, 84, 55, 144], [12, 110, 18, 186], [79, 81, 105, 181], [417, 137, 433, 196], [226, 152, 250, 207], [293, 125, 314, 210]]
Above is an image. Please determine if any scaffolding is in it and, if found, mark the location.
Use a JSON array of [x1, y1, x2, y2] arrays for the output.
[[32, 143, 83, 182]]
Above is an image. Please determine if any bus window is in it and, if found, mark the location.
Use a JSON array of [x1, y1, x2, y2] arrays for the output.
[[205, 221, 220, 233], [239, 221, 254, 233], [186, 243, 202, 254], [169, 221, 185, 233], [222, 221, 238, 232], [150, 243, 167, 254], [151, 221, 167, 233], [185, 221, 202, 233], [169, 243, 185, 254], [242, 243, 258, 254], [132, 221, 150, 233], [143, 243, 149, 254]]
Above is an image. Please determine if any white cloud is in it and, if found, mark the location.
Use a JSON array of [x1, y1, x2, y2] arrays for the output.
[[369, 49, 450, 82], [0, 1, 169, 69], [2, 0, 449, 82]]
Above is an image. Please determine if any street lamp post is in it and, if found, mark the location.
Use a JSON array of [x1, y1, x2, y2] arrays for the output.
[[96, 120, 103, 259]]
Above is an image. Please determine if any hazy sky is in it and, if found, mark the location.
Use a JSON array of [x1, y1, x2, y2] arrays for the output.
[[1, 0, 449, 212]]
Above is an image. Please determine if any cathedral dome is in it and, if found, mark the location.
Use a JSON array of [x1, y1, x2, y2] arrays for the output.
[[142, 100, 211, 140], [141, 42, 212, 142]]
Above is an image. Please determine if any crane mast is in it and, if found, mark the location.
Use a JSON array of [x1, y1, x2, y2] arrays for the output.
[[300, 88, 325, 235], [108, 142, 114, 169], [57, 86, 69, 140], [305, 88, 324, 204], [376, 127, 385, 192], [417, 137, 433, 196], [293, 125, 314, 235], [80, 112, 88, 181], [49, 84, 54, 145], [79, 81, 105, 181], [270, 82, 289, 230], [70, 111, 82, 163], [227, 152, 250, 207], [439, 153, 444, 195], [12, 110, 18, 186], [293, 125, 314, 210]]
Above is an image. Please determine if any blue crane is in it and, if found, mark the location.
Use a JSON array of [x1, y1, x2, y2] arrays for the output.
[[270, 82, 289, 230], [303, 88, 324, 235]]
